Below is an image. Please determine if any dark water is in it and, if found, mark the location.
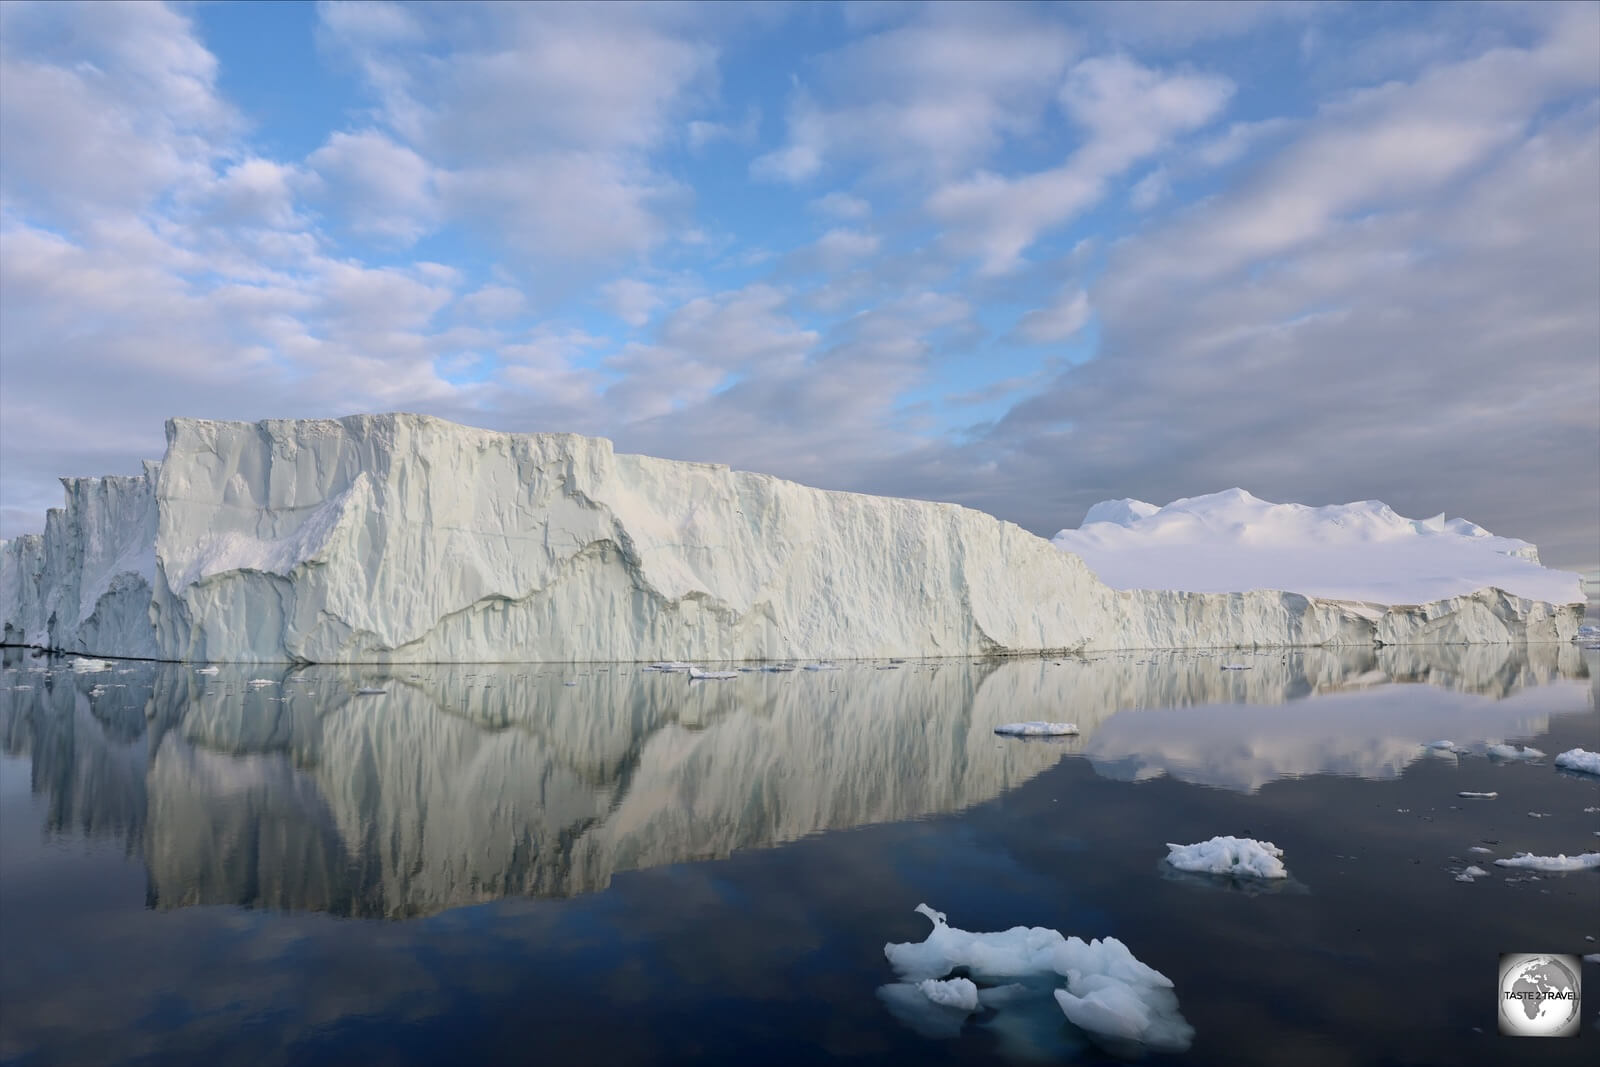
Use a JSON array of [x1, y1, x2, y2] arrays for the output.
[[1, 645, 1596, 1066]]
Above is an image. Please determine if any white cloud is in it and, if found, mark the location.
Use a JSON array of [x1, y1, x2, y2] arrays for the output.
[[1014, 288, 1092, 344], [307, 130, 436, 245], [810, 191, 871, 221], [753, 6, 1078, 183], [928, 55, 1233, 273], [1129, 168, 1170, 210], [602, 278, 662, 328]]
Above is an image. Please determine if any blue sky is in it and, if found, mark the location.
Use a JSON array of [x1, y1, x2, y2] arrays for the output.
[[1, 1, 1596, 576]]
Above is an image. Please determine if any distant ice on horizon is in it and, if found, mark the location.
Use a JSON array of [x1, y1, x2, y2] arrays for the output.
[[1053, 488, 1584, 606]]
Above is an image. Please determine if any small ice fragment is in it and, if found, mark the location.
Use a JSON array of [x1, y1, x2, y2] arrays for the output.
[[1493, 852, 1600, 872], [1554, 749, 1600, 776], [246, 678, 274, 688], [1469, 846, 1494, 854], [70, 658, 113, 673], [917, 977, 979, 1012], [803, 663, 841, 671], [195, 666, 220, 675], [1458, 791, 1498, 799], [1487, 744, 1546, 761], [1165, 836, 1288, 879], [563, 681, 577, 686], [687, 668, 737, 680], [1528, 812, 1551, 819], [994, 721, 1080, 737], [1424, 740, 1458, 752], [355, 687, 385, 696], [1220, 663, 1252, 670], [645, 662, 695, 672], [1455, 866, 1490, 882], [1584, 954, 1600, 964]]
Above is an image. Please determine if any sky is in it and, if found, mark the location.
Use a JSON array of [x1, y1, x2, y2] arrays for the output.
[[1, 0, 1597, 582]]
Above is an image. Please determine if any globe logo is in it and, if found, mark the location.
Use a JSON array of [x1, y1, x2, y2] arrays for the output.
[[1498, 953, 1581, 1037]]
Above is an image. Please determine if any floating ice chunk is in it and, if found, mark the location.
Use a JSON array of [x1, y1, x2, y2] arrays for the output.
[[1220, 664, 1252, 671], [876, 984, 971, 1039], [918, 977, 980, 1012], [994, 722, 1080, 737], [1493, 852, 1600, 872], [246, 678, 274, 688], [1585, 954, 1600, 964], [69, 658, 113, 673], [1555, 749, 1600, 776], [355, 687, 385, 696], [195, 666, 220, 675], [645, 662, 695, 672], [1458, 791, 1498, 799], [1454, 865, 1489, 882], [1487, 744, 1545, 761], [1424, 740, 1459, 752], [1469, 846, 1494, 854], [803, 663, 841, 671], [687, 668, 738, 680], [1165, 836, 1288, 879], [882, 903, 1192, 1052], [563, 681, 577, 686]]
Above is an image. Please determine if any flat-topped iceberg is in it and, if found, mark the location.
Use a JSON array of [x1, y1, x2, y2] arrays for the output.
[[1493, 852, 1600, 872], [2, 415, 1584, 663]]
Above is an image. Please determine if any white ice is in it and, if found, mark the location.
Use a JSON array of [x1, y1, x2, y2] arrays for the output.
[[803, 663, 841, 671], [1220, 663, 1252, 670], [1164, 836, 1288, 879], [1454, 865, 1490, 882], [355, 687, 385, 696], [1053, 488, 1583, 605], [883, 904, 1192, 1051], [994, 722, 1080, 737], [1424, 740, 1459, 752], [1487, 744, 1546, 761], [1493, 852, 1600, 872], [1554, 749, 1600, 776], [917, 977, 980, 1012], [1458, 791, 1498, 799], [69, 657, 113, 673], [687, 668, 738, 680]]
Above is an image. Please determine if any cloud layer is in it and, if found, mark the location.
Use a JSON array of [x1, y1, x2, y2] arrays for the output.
[[1, 1, 1595, 577]]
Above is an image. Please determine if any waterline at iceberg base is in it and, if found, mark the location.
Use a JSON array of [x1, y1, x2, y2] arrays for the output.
[[0, 414, 1584, 663]]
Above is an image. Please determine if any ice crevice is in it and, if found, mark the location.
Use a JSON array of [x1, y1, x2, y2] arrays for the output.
[[2, 414, 1585, 663]]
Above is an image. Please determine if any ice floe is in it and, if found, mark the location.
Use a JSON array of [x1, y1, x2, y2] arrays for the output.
[[1555, 749, 1600, 776], [687, 668, 738, 680], [1487, 744, 1546, 761], [993, 722, 1080, 737], [1493, 852, 1600, 872], [1454, 865, 1490, 883], [69, 657, 113, 673], [1458, 791, 1498, 799], [882, 903, 1192, 1052], [1164, 836, 1288, 879]]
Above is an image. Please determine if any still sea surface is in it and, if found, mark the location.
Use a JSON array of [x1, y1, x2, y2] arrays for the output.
[[1, 645, 1596, 1066]]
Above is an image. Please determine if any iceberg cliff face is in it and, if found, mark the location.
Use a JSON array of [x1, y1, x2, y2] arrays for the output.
[[1, 414, 1584, 662]]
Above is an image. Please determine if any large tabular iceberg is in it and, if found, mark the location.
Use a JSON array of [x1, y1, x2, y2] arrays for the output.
[[1, 414, 1584, 663]]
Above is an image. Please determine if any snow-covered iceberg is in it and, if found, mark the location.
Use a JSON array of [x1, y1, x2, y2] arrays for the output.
[[1554, 748, 1600, 776], [2, 415, 1583, 662], [1055, 488, 1583, 606], [1493, 852, 1600, 872]]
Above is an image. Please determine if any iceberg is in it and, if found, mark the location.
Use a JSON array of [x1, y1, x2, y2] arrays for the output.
[[882, 903, 1193, 1052], [3, 415, 1585, 663], [1493, 852, 1600, 872], [993, 721, 1079, 737], [1164, 836, 1288, 879], [1554, 749, 1600, 776]]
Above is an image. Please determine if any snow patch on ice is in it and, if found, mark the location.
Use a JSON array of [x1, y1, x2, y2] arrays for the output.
[[1164, 836, 1288, 879]]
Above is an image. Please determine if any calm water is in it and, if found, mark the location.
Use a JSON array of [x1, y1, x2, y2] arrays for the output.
[[1, 646, 1596, 1066]]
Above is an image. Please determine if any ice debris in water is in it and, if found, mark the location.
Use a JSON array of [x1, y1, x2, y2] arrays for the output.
[[687, 668, 738, 680], [195, 666, 220, 675], [1424, 740, 1459, 752], [993, 722, 1080, 737], [1487, 744, 1545, 761], [1455, 866, 1490, 883], [1469, 846, 1494, 854], [1220, 663, 1252, 671], [69, 658, 113, 673], [803, 663, 842, 671], [1493, 852, 1600, 872], [645, 662, 694, 672], [1164, 836, 1288, 879], [355, 687, 385, 696], [1554, 749, 1600, 776], [881, 903, 1193, 1052], [247, 678, 274, 688], [1458, 791, 1498, 799]]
